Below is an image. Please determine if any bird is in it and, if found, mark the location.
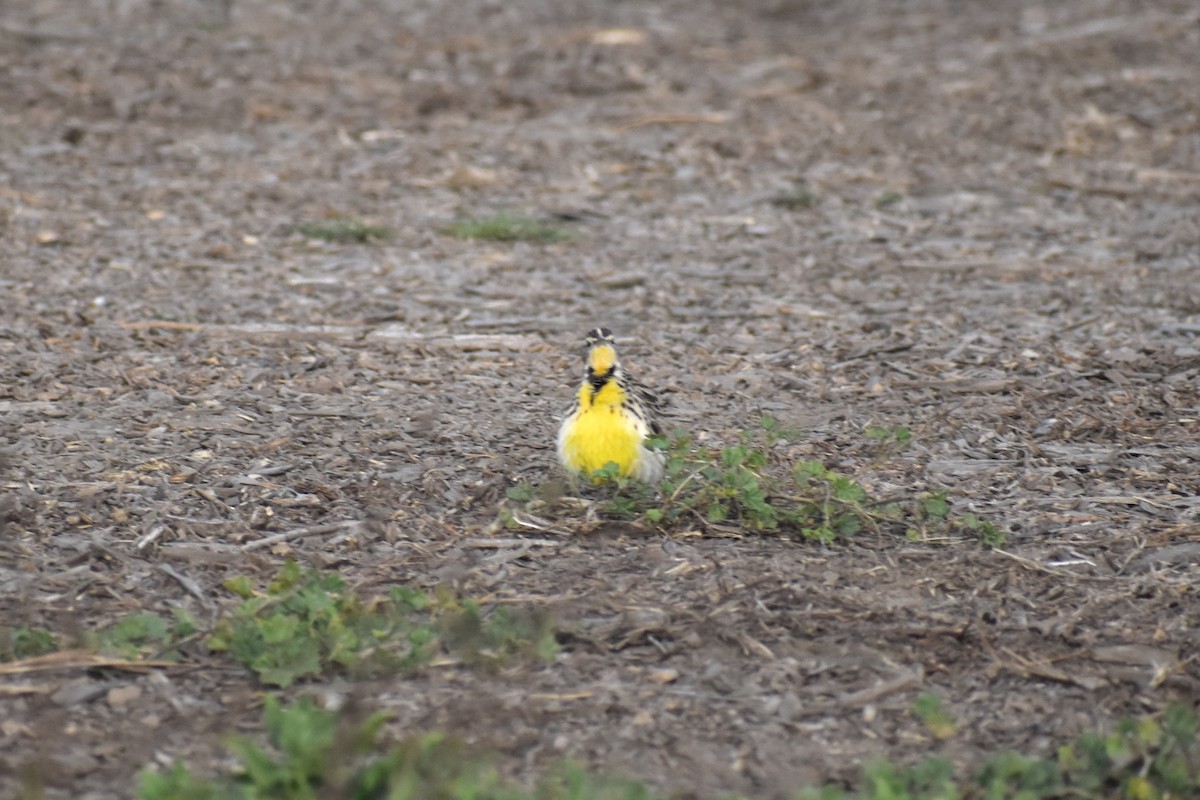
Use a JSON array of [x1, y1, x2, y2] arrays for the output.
[[557, 327, 665, 484]]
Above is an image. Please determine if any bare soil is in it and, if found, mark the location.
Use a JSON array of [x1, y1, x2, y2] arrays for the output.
[[2, 0, 1199, 797]]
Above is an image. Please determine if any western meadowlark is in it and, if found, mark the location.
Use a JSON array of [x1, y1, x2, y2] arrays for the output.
[[557, 327, 665, 484]]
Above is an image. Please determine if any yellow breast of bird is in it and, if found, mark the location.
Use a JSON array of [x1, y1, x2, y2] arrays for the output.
[[561, 379, 643, 478]]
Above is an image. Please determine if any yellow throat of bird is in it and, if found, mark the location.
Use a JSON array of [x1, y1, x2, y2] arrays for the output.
[[587, 343, 617, 383]]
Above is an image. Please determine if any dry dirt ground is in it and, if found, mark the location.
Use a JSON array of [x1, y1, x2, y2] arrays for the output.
[[2, 0, 1200, 797]]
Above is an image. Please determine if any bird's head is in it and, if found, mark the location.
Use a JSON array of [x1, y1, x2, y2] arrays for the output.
[[584, 327, 618, 383]]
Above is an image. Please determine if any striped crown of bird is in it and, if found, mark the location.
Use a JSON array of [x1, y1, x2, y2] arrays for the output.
[[556, 327, 665, 484]]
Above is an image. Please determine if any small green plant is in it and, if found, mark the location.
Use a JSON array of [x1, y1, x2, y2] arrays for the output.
[[438, 600, 559, 667], [2, 626, 59, 661], [208, 562, 435, 687], [502, 420, 1004, 548], [591, 461, 625, 484], [974, 752, 1063, 799], [758, 413, 804, 442], [4, 613, 198, 664], [906, 491, 1005, 548], [958, 512, 1005, 549], [139, 761, 231, 800], [1056, 705, 1200, 799], [103, 612, 171, 657], [610, 429, 921, 543], [139, 697, 661, 800], [913, 692, 957, 740], [295, 219, 390, 243], [505, 483, 534, 503], [138, 697, 494, 800], [443, 212, 569, 243], [920, 491, 950, 521], [137, 702, 1200, 800], [770, 187, 820, 210], [875, 190, 904, 209], [97, 610, 197, 659], [870, 758, 958, 800], [208, 562, 555, 687], [798, 757, 958, 800], [865, 424, 913, 451]]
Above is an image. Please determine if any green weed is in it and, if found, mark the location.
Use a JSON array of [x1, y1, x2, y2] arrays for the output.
[[138, 697, 497, 800], [770, 187, 820, 210], [207, 561, 556, 687], [442, 212, 569, 243], [139, 697, 659, 800], [875, 190, 904, 209], [2, 625, 59, 661], [98, 609, 198, 659], [440, 600, 559, 667], [957, 512, 1005, 549], [906, 491, 1005, 547], [510, 418, 1002, 547], [798, 757, 958, 800], [913, 692, 957, 740], [1055, 705, 1200, 799], [295, 219, 390, 243], [865, 424, 913, 452], [505, 483, 535, 502], [3, 612, 197, 663], [140, 700, 1200, 800], [973, 752, 1064, 799]]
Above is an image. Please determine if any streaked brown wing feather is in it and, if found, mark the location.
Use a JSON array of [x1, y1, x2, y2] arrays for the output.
[[619, 368, 666, 436]]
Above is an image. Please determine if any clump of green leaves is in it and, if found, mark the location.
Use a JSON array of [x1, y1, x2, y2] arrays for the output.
[[805, 704, 1200, 800], [295, 219, 391, 243], [505, 483, 535, 503], [439, 598, 559, 667], [1, 626, 59, 661], [865, 424, 913, 452], [98, 609, 198, 659], [208, 562, 556, 687], [208, 563, 428, 687], [140, 697, 659, 800], [976, 703, 1200, 800], [913, 692, 957, 740], [138, 701, 1200, 800], [770, 186, 820, 210], [907, 491, 1005, 547], [798, 757, 959, 800], [504, 417, 1003, 547], [972, 751, 1063, 799], [138, 697, 493, 800], [874, 190, 904, 209], [3, 612, 197, 664], [1055, 705, 1200, 799], [442, 212, 568, 243]]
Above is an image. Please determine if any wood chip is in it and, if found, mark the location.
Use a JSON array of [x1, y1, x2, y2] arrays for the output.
[[649, 668, 680, 684], [107, 684, 143, 708]]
